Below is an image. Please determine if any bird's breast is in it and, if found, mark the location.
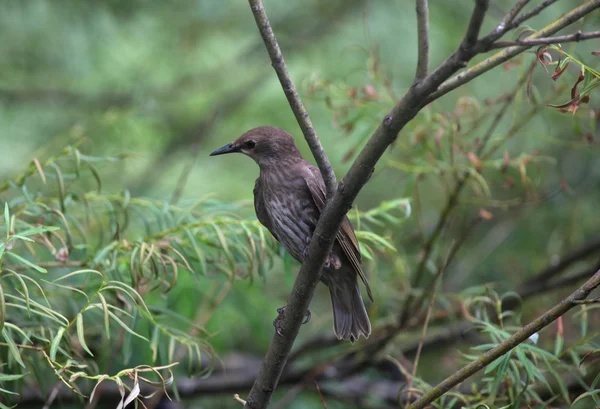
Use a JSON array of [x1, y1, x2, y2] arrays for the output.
[[260, 175, 319, 261]]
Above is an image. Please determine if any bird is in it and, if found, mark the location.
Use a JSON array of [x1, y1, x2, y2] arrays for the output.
[[210, 126, 373, 342]]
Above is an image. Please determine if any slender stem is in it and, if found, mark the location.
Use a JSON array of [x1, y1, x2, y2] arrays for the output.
[[428, 0, 600, 102], [511, 0, 561, 28], [462, 0, 490, 50], [247, 0, 337, 197], [414, 0, 430, 81], [242, 0, 600, 407], [407, 246, 451, 403], [490, 30, 600, 48], [244, 1, 491, 407], [407, 269, 600, 409], [481, 0, 530, 44]]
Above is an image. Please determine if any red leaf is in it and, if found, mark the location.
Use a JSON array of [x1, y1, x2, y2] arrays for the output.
[[479, 208, 493, 220], [547, 70, 590, 114], [467, 152, 482, 173], [551, 61, 569, 81]]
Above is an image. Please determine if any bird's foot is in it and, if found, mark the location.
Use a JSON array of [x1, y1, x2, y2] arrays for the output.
[[325, 254, 342, 270], [272, 306, 311, 336], [302, 237, 341, 270], [302, 237, 311, 262]]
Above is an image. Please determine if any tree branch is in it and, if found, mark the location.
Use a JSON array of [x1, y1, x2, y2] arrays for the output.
[[242, 1, 600, 407], [243, 1, 495, 406], [511, 0, 560, 29], [490, 30, 600, 48], [414, 0, 430, 81], [406, 269, 600, 409], [248, 0, 337, 198], [522, 236, 600, 286], [481, 0, 529, 44], [427, 0, 600, 102], [461, 0, 490, 50]]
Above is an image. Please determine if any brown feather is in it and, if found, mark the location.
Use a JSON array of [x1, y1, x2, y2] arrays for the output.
[[304, 165, 374, 302]]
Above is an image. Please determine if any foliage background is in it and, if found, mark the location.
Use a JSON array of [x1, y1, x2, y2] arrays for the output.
[[1, 0, 599, 408]]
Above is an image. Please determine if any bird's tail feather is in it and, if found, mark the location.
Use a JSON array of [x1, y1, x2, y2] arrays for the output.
[[329, 277, 371, 342]]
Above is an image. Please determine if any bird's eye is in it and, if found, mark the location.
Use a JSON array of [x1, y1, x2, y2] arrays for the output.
[[245, 140, 256, 149]]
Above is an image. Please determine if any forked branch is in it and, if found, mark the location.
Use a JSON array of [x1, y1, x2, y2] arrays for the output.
[[414, 0, 430, 81], [248, 0, 337, 197], [406, 269, 600, 409], [243, 0, 600, 408]]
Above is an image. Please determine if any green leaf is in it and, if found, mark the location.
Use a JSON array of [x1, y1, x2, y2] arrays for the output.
[[1, 328, 25, 368], [17, 226, 60, 237], [50, 327, 66, 361], [97, 293, 111, 339], [0, 373, 27, 381], [4, 203, 9, 240], [0, 400, 17, 409], [76, 314, 94, 356], [107, 310, 149, 342], [4, 252, 47, 273], [0, 284, 4, 333]]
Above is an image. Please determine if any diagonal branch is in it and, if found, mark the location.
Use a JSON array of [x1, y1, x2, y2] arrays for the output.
[[481, 0, 530, 43], [248, 0, 337, 198], [511, 0, 560, 29], [414, 0, 430, 81], [427, 0, 600, 102], [490, 30, 600, 48], [406, 269, 600, 409], [461, 0, 490, 50], [242, 1, 600, 408]]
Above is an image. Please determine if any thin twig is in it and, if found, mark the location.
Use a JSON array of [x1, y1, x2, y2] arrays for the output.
[[414, 0, 430, 81], [242, 0, 600, 407], [511, 0, 561, 29], [490, 30, 600, 48], [171, 142, 203, 204], [481, 0, 530, 44], [522, 236, 600, 286], [427, 0, 600, 103], [461, 0, 491, 50], [406, 269, 600, 409], [247, 0, 336, 197], [408, 244, 452, 403]]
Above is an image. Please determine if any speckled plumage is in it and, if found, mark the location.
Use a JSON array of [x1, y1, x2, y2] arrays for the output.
[[211, 126, 372, 341]]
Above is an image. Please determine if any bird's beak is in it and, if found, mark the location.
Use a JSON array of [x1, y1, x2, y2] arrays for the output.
[[209, 143, 239, 156]]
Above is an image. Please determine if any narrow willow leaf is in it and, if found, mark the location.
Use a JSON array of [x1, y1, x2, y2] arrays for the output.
[[50, 162, 66, 213], [50, 327, 66, 361], [8, 235, 34, 243], [97, 293, 110, 338], [53, 269, 103, 283], [123, 378, 140, 407], [89, 375, 108, 403], [150, 326, 160, 362], [107, 310, 149, 342], [76, 314, 94, 356], [0, 400, 17, 409], [1, 328, 25, 368], [0, 373, 27, 381], [5, 252, 47, 273], [6, 270, 31, 315], [0, 284, 4, 333], [4, 203, 9, 240], [18, 226, 61, 238]]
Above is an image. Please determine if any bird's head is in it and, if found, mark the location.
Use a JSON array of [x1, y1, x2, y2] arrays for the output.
[[210, 126, 303, 167]]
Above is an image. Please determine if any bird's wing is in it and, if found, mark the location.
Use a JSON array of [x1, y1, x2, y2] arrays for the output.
[[304, 164, 373, 301], [253, 178, 278, 241]]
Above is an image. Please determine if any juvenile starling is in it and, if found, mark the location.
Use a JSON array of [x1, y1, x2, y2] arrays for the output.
[[210, 126, 372, 341]]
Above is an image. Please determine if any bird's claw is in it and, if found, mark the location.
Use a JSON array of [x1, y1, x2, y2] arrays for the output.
[[272, 306, 311, 336]]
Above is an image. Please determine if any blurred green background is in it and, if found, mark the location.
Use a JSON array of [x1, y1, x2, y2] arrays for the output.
[[2, 0, 599, 408]]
